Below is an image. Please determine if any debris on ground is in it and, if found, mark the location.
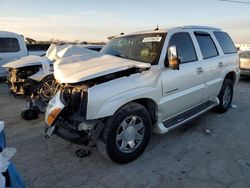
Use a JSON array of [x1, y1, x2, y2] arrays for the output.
[[74, 149, 91, 158], [204, 128, 212, 135], [231, 104, 237, 109]]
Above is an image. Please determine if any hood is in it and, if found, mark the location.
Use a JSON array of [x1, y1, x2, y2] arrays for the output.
[[2, 55, 51, 69], [57, 45, 97, 59], [54, 53, 151, 84], [46, 44, 71, 61]]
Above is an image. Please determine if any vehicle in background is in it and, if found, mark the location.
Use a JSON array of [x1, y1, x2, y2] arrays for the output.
[[27, 43, 51, 56], [239, 51, 250, 76], [9, 44, 103, 121], [0, 31, 28, 77], [44, 26, 239, 163], [3, 44, 103, 97]]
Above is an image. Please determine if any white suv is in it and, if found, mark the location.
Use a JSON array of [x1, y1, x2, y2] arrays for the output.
[[45, 26, 240, 163]]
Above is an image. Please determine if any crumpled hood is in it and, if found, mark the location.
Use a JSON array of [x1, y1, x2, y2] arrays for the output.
[[54, 53, 151, 84], [2, 55, 51, 69]]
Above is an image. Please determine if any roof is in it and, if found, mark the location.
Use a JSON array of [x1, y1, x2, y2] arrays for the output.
[[114, 25, 222, 38], [0, 31, 23, 38]]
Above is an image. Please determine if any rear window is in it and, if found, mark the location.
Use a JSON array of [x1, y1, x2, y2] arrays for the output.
[[214, 32, 237, 54], [195, 32, 218, 59], [0, 38, 20, 53]]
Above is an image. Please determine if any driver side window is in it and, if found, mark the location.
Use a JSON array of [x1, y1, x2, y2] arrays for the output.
[[168, 32, 197, 64]]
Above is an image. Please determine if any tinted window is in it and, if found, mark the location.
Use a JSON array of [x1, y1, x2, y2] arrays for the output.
[[168, 32, 197, 63], [0, 38, 20, 53], [214, 32, 236, 54], [195, 32, 218, 59]]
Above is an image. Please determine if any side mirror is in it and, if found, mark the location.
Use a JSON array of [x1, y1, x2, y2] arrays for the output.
[[167, 45, 180, 70]]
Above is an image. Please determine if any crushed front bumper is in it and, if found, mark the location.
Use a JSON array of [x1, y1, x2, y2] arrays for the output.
[[45, 90, 104, 145]]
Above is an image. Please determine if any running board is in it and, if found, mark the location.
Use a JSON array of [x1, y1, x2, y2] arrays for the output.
[[155, 99, 219, 134]]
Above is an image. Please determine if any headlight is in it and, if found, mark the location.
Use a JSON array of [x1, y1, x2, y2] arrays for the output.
[[45, 91, 65, 126]]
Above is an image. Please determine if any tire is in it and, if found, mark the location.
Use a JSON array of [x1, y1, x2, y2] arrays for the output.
[[97, 102, 152, 163], [214, 79, 233, 113]]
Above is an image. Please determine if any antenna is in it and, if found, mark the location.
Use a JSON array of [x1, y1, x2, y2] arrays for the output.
[[155, 24, 159, 31]]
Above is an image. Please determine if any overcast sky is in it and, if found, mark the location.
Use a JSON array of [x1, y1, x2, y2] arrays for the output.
[[0, 0, 250, 43]]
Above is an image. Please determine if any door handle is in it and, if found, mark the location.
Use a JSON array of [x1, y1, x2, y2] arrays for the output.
[[196, 67, 203, 74], [218, 62, 223, 68]]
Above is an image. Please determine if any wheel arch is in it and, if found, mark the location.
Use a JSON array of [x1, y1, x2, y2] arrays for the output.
[[131, 98, 158, 126], [224, 71, 236, 85]]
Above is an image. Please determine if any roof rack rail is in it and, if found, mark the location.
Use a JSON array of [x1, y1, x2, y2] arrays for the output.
[[182, 25, 221, 30]]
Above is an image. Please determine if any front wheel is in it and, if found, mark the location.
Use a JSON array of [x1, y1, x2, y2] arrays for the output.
[[39, 75, 59, 101], [214, 79, 233, 113], [97, 102, 151, 163]]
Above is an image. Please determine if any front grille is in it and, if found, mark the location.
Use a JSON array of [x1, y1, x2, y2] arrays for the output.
[[61, 84, 88, 117]]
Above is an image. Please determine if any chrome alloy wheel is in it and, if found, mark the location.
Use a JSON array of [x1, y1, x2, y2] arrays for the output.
[[222, 86, 231, 107], [116, 116, 145, 153], [40, 80, 58, 100]]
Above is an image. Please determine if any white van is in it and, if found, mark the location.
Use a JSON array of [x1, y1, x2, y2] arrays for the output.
[[0, 31, 28, 77]]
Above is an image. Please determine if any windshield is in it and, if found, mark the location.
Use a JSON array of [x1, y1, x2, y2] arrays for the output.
[[101, 33, 166, 65]]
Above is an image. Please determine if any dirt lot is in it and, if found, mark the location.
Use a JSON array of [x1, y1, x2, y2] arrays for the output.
[[0, 78, 250, 188]]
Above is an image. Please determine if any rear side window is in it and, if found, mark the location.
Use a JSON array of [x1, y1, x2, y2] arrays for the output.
[[195, 32, 218, 59], [0, 38, 20, 53], [168, 32, 197, 63], [213, 31, 237, 54]]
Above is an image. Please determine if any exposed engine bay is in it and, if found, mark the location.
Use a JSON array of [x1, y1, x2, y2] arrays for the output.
[[6, 66, 41, 96]]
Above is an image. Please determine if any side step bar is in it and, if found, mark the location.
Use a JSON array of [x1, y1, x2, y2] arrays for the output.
[[155, 100, 219, 134]]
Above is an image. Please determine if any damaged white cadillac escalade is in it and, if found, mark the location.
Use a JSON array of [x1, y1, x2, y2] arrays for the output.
[[45, 26, 240, 163]]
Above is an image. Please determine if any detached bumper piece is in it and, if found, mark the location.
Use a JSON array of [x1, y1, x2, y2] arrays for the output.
[[21, 92, 48, 120]]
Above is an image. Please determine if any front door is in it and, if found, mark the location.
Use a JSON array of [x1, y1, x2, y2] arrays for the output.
[[159, 32, 206, 120]]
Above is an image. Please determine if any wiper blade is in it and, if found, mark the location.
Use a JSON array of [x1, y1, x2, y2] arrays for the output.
[[114, 54, 128, 59]]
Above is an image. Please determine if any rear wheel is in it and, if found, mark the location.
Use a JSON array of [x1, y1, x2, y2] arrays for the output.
[[214, 79, 233, 113], [97, 102, 151, 163]]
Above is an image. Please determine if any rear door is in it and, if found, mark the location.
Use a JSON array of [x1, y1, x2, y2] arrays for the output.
[[194, 31, 223, 99], [160, 32, 206, 119]]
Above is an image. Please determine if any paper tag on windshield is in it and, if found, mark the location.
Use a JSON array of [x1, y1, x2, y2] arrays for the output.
[[142, 37, 162, 43]]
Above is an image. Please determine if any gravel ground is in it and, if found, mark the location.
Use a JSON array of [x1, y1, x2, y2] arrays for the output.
[[0, 78, 250, 188]]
